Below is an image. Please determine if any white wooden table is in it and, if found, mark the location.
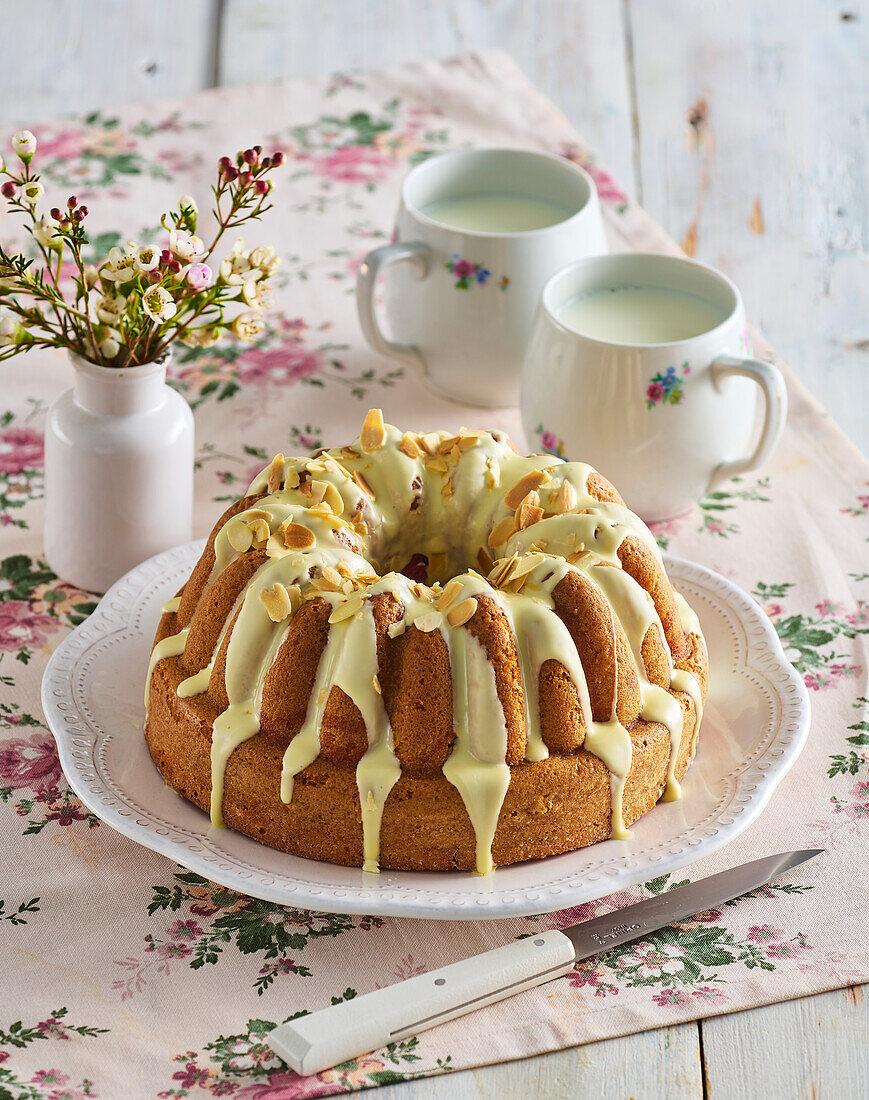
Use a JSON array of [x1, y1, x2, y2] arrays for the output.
[[2, 2, 866, 1094]]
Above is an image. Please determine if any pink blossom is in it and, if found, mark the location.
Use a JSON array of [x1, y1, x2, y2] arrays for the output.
[[815, 599, 843, 616], [561, 145, 629, 204], [186, 262, 213, 290], [307, 144, 394, 184], [705, 520, 725, 535], [36, 127, 85, 161], [0, 727, 62, 791], [31, 1070, 69, 1086], [47, 1088, 90, 1100], [692, 986, 726, 1002], [766, 940, 808, 959], [452, 259, 475, 280], [651, 987, 691, 1007], [646, 381, 664, 403], [746, 924, 784, 944], [235, 345, 325, 386], [37, 1016, 70, 1040], [166, 918, 203, 940], [157, 941, 192, 960], [540, 430, 558, 451], [233, 1069, 341, 1099], [0, 426, 44, 473], [0, 600, 57, 652], [617, 941, 686, 978], [764, 603, 784, 619]]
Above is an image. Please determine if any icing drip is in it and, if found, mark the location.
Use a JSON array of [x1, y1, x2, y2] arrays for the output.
[[145, 627, 189, 712], [161, 596, 181, 614], [441, 625, 512, 876], [146, 418, 707, 873]]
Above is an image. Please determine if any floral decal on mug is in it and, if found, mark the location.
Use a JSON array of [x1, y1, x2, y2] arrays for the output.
[[536, 424, 567, 460], [646, 362, 691, 409], [445, 254, 510, 291]]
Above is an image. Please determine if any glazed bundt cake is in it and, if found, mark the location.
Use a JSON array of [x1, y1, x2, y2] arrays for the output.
[[145, 410, 707, 874]]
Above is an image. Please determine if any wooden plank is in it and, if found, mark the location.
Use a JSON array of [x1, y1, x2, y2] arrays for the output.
[[702, 984, 869, 1098], [220, 0, 636, 191], [381, 1021, 703, 1098], [0, 0, 219, 127], [627, 0, 869, 455]]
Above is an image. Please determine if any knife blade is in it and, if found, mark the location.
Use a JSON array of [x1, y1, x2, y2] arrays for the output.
[[267, 849, 822, 1077]]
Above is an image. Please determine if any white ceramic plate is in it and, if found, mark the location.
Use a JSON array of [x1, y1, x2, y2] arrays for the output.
[[42, 541, 810, 919]]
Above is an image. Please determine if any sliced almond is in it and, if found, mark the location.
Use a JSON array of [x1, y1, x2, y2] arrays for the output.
[[280, 521, 316, 550], [317, 565, 345, 592], [437, 434, 462, 455], [440, 478, 454, 497], [338, 446, 361, 462], [259, 582, 292, 622], [419, 432, 441, 456], [398, 432, 422, 459], [504, 470, 548, 509], [552, 479, 578, 514], [488, 514, 517, 548], [515, 490, 544, 530], [427, 456, 449, 474], [387, 619, 406, 638], [457, 430, 483, 451], [308, 479, 328, 505], [247, 517, 271, 545], [328, 594, 365, 623], [414, 610, 443, 633], [512, 551, 547, 578], [284, 468, 300, 490], [485, 457, 501, 489], [266, 453, 285, 494], [360, 408, 386, 452], [437, 578, 464, 611], [447, 596, 478, 627], [477, 546, 494, 573], [351, 470, 375, 499], [227, 519, 254, 553]]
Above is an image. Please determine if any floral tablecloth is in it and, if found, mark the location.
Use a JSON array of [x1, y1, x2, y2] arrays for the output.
[[1, 49, 867, 1099]]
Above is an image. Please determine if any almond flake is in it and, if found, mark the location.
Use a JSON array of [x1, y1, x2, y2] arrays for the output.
[[437, 578, 464, 611], [387, 620, 406, 638], [419, 432, 440, 455], [399, 433, 422, 458], [328, 594, 365, 623], [447, 597, 478, 627], [365, 789, 377, 811], [512, 552, 546, 578], [267, 454, 285, 494], [360, 408, 386, 452], [308, 479, 328, 505], [485, 457, 501, 489], [259, 582, 292, 622], [437, 434, 462, 455], [247, 517, 271, 545], [227, 520, 254, 553], [372, 674, 382, 695], [284, 468, 300, 490], [280, 521, 316, 550], [352, 470, 375, 499], [341, 579, 355, 595], [504, 471, 548, 509], [477, 547, 494, 573], [414, 611, 443, 633], [320, 565, 344, 591], [488, 515, 517, 548], [441, 478, 454, 497], [553, 479, 578, 514], [515, 490, 544, 530]]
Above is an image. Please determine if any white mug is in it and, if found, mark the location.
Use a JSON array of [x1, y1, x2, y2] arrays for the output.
[[521, 252, 788, 522], [356, 147, 607, 407]]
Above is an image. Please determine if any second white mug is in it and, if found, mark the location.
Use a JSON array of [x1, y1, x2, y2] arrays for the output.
[[356, 147, 607, 407]]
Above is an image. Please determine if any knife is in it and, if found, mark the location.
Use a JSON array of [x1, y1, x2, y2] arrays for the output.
[[267, 848, 822, 1076]]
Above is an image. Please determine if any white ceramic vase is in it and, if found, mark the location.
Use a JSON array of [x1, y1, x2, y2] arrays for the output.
[[44, 352, 194, 593]]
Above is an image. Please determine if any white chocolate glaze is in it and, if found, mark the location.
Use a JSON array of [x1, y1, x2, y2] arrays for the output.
[[147, 415, 707, 873]]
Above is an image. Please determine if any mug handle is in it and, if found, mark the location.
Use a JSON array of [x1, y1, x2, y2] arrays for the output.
[[707, 354, 788, 491], [356, 241, 431, 368]]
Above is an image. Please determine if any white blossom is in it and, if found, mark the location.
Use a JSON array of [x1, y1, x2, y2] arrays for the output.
[[242, 278, 273, 311], [232, 311, 264, 341], [32, 216, 62, 251], [0, 315, 19, 344], [21, 181, 44, 205], [100, 328, 122, 359], [11, 130, 36, 160], [142, 285, 176, 323], [249, 245, 281, 279], [179, 325, 221, 348], [219, 237, 258, 285], [96, 293, 126, 325], [168, 228, 206, 263], [83, 264, 100, 287], [101, 244, 138, 284], [134, 245, 160, 273], [185, 262, 213, 291]]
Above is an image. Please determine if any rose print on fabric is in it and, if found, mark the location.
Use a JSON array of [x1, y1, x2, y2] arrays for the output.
[[648, 475, 772, 550], [0, 555, 97, 665], [0, 1007, 109, 1099], [646, 362, 690, 409], [560, 143, 630, 212], [114, 871, 385, 999], [158, 1002, 452, 1098], [0, 409, 45, 530]]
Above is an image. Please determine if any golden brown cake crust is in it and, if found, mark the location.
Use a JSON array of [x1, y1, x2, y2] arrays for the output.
[[144, 420, 710, 872]]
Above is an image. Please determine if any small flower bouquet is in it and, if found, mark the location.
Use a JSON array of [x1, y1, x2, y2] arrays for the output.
[[0, 130, 286, 367]]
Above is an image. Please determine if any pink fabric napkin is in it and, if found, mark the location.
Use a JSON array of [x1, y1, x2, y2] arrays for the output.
[[0, 49, 866, 1098]]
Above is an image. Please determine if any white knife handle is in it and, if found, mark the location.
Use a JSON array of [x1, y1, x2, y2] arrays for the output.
[[267, 928, 575, 1077]]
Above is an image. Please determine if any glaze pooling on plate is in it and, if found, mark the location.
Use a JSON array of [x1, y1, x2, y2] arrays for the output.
[[41, 544, 810, 918]]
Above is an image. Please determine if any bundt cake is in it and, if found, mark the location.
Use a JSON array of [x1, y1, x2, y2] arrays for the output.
[[145, 410, 707, 874]]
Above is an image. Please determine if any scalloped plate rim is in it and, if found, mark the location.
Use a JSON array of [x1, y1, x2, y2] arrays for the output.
[[41, 541, 810, 919]]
